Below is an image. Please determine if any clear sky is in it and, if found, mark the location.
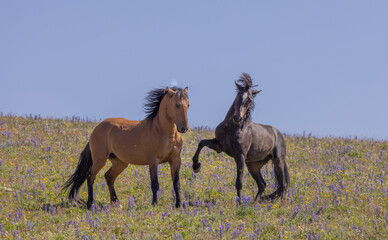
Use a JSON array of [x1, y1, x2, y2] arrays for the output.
[[1, 1, 387, 140]]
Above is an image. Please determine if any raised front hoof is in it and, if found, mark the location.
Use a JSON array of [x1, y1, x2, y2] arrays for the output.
[[192, 162, 201, 173]]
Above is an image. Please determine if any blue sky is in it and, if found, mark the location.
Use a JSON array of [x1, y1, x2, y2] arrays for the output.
[[1, 1, 387, 140]]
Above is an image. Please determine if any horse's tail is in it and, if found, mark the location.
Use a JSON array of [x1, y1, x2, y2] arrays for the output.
[[272, 128, 290, 198], [62, 142, 93, 202]]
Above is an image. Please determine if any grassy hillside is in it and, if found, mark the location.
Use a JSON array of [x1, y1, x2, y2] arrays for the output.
[[0, 114, 387, 239]]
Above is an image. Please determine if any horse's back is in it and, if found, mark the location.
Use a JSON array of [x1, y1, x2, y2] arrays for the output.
[[245, 122, 283, 162], [252, 122, 285, 155], [103, 118, 141, 129], [249, 122, 276, 143], [89, 118, 141, 159], [91, 118, 140, 139]]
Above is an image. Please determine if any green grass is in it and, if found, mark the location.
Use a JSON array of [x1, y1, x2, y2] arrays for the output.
[[0, 114, 387, 239]]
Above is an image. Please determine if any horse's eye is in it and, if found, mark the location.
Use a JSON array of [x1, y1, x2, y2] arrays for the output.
[[176, 104, 180, 108]]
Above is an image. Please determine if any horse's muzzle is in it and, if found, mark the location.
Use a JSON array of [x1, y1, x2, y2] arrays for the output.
[[233, 116, 242, 124], [178, 127, 188, 133]]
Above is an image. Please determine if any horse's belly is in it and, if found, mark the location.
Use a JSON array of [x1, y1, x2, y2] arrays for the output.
[[117, 147, 148, 165], [245, 149, 272, 163]]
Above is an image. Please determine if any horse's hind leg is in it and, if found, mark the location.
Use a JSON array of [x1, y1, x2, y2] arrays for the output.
[[264, 148, 289, 201], [87, 153, 108, 209], [104, 158, 128, 204], [192, 138, 222, 173], [246, 162, 267, 201]]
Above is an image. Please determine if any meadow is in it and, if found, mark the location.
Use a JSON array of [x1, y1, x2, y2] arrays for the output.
[[0, 114, 387, 239]]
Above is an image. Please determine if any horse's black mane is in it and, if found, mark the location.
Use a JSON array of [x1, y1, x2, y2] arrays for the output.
[[144, 87, 187, 120], [235, 72, 254, 90], [235, 73, 259, 120]]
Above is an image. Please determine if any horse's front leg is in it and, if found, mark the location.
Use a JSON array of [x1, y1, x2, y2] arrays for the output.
[[192, 138, 222, 173], [235, 154, 245, 204], [148, 162, 159, 205], [169, 156, 182, 208]]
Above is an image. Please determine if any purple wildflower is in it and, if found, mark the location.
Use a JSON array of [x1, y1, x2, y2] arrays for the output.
[[232, 229, 241, 237], [292, 205, 301, 219], [201, 218, 208, 229], [174, 233, 183, 240], [128, 196, 135, 210], [242, 194, 251, 205]]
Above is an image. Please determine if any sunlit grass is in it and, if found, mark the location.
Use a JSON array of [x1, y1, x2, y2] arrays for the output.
[[0, 114, 387, 239]]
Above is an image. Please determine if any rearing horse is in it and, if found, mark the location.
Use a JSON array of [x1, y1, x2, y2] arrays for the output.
[[192, 73, 289, 202], [63, 87, 189, 208]]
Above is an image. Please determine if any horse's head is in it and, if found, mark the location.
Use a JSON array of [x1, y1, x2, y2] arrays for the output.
[[166, 87, 190, 133], [233, 73, 261, 124]]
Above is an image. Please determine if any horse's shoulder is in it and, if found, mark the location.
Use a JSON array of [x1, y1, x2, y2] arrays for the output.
[[215, 122, 227, 138]]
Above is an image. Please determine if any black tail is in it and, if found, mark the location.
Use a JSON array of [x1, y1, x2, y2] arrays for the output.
[[283, 160, 290, 188], [265, 129, 290, 200], [62, 142, 93, 202]]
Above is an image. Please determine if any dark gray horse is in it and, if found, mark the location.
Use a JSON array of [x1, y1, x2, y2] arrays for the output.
[[192, 73, 289, 202]]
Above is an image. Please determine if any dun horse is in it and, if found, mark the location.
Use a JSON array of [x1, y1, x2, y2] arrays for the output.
[[192, 73, 289, 202], [63, 87, 189, 208]]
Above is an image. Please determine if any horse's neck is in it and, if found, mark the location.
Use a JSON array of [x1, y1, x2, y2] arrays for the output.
[[224, 99, 236, 122], [153, 98, 176, 137], [221, 98, 251, 130]]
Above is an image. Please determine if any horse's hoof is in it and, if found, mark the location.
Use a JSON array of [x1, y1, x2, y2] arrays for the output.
[[192, 162, 201, 173]]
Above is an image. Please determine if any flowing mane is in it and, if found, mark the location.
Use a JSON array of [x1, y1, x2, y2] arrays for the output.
[[234, 73, 259, 117], [144, 87, 187, 119], [235, 72, 254, 90]]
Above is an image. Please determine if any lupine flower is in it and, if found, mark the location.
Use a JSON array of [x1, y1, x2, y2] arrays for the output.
[[242, 194, 251, 205], [174, 233, 183, 240], [292, 205, 301, 219], [128, 196, 135, 210], [232, 229, 241, 237], [201, 218, 208, 229]]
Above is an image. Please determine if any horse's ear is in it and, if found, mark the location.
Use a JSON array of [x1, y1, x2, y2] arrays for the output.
[[184, 87, 188, 94], [167, 88, 175, 98], [235, 81, 243, 90], [252, 90, 261, 97], [167, 88, 175, 93]]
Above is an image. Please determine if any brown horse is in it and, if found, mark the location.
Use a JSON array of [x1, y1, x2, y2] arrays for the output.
[[63, 87, 189, 208]]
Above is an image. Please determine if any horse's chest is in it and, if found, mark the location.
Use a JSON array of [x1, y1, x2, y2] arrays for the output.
[[217, 132, 248, 158], [157, 139, 180, 162]]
